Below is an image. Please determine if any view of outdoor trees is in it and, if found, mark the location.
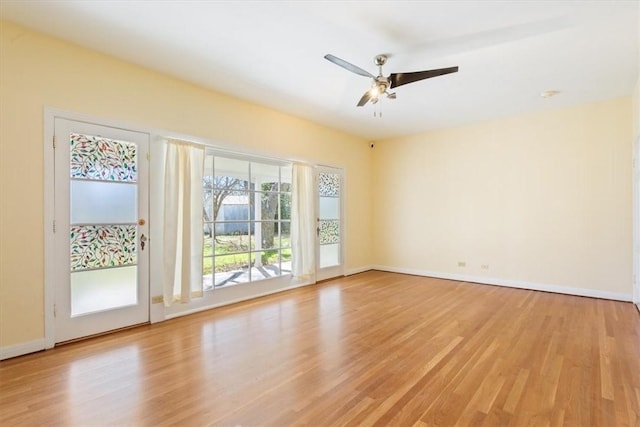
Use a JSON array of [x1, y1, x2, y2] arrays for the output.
[[202, 158, 292, 288], [202, 175, 245, 225]]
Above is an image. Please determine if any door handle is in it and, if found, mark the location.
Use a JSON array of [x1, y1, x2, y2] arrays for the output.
[[140, 233, 147, 251]]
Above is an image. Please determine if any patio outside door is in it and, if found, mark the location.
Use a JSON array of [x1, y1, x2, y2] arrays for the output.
[[53, 118, 149, 343]]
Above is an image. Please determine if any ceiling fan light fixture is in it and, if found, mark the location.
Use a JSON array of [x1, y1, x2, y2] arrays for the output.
[[324, 53, 458, 108]]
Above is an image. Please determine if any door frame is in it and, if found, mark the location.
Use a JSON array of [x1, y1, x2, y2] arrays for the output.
[[634, 135, 640, 311], [315, 165, 346, 281], [44, 108, 152, 348]]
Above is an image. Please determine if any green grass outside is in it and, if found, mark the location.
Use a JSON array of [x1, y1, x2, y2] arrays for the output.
[[203, 235, 291, 275]]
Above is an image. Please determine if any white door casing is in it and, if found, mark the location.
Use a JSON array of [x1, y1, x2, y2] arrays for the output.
[[634, 135, 640, 310]]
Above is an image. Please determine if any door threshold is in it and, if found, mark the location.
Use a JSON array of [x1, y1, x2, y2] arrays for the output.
[[55, 322, 150, 347]]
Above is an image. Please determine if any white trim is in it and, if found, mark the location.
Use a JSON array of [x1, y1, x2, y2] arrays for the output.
[[340, 166, 348, 279], [43, 108, 56, 349], [346, 265, 373, 276], [634, 135, 640, 306], [164, 279, 314, 320], [149, 135, 167, 324], [0, 339, 47, 361], [372, 265, 633, 302], [164, 274, 309, 316], [153, 130, 342, 171]]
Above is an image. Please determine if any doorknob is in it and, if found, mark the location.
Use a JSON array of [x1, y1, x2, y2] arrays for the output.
[[140, 234, 147, 251]]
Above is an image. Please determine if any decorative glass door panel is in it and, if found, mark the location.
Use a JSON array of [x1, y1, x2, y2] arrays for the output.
[[69, 133, 138, 316], [317, 167, 343, 280], [54, 119, 149, 343]]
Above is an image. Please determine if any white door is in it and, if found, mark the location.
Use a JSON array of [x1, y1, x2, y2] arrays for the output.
[[316, 166, 344, 281], [53, 118, 149, 343]]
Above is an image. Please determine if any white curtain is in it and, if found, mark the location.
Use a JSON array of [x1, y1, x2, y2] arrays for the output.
[[291, 163, 316, 280], [163, 139, 204, 306]]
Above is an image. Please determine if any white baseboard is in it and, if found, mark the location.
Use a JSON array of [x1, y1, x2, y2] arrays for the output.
[[0, 338, 47, 361], [165, 280, 315, 320], [346, 265, 373, 276], [372, 265, 633, 302]]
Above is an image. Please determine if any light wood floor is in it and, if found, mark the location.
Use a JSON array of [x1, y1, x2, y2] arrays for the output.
[[1, 271, 639, 426]]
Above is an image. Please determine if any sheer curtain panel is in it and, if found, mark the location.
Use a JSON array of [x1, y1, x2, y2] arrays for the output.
[[291, 163, 316, 280], [163, 139, 204, 305]]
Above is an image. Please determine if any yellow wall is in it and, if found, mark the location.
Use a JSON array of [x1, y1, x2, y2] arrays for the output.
[[0, 20, 373, 347], [373, 97, 633, 295], [634, 76, 639, 138]]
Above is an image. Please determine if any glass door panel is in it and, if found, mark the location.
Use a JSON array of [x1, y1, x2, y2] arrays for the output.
[[69, 133, 139, 316], [70, 266, 137, 316], [70, 180, 137, 223]]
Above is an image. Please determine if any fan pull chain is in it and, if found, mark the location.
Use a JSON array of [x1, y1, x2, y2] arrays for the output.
[[373, 102, 382, 118]]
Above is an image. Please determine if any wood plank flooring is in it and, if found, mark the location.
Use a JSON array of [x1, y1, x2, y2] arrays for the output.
[[1, 271, 639, 426]]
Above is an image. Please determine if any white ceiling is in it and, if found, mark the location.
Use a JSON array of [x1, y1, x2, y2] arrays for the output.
[[1, 1, 638, 140]]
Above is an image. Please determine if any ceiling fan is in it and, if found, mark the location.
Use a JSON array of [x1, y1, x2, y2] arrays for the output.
[[324, 53, 458, 107]]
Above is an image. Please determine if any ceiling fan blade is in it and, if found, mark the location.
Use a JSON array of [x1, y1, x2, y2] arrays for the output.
[[325, 54, 375, 79], [389, 66, 458, 89], [357, 90, 374, 107], [387, 92, 396, 99]]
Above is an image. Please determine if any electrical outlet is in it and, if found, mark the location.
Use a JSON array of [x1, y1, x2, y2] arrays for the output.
[[458, 261, 466, 267], [151, 295, 164, 304]]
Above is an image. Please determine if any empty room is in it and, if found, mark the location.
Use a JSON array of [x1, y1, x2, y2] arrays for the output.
[[1, 1, 639, 425]]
